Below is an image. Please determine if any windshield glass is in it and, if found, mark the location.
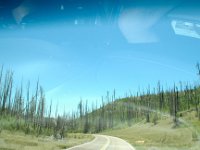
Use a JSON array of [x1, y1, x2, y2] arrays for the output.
[[0, 1, 200, 150]]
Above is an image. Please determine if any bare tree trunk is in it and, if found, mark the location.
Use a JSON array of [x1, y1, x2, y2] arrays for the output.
[[2, 71, 13, 113], [0, 65, 4, 111], [173, 85, 178, 127]]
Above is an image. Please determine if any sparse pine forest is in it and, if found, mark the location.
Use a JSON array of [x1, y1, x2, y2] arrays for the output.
[[0, 63, 200, 138]]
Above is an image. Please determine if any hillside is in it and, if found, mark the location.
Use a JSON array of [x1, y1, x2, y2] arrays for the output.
[[69, 83, 200, 134], [102, 110, 200, 150], [1, 66, 200, 149]]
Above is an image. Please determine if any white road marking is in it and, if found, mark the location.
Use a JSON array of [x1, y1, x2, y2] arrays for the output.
[[66, 134, 136, 150], [66, 135, 97, 150], [111, 136, 136, 150], [100, 135, 110, 150]]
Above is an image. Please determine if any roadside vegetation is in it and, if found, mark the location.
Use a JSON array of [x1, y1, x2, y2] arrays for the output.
[[0, 65, 94, 149], [0, 63, 200, 149], [0, 130, 93, 150], [103, 111, 200, 150]]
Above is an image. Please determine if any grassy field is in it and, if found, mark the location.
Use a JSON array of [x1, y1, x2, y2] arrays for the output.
[[102, 111, 200, 150], [0, 130, 94, 150]]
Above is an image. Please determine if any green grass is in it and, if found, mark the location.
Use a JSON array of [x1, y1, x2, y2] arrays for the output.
[[102, 111, 200, 150], [0, 130, 94, 150]]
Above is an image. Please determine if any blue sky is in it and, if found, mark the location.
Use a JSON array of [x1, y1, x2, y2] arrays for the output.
[[0, 1, 200, 114]]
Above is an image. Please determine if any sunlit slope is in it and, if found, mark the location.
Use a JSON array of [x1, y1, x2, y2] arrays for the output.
[[102, 110, 200, 150], [78, 84, 200, 134]]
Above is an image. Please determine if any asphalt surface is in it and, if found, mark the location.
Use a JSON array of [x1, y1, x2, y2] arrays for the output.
[[67, 134, 135, 150]]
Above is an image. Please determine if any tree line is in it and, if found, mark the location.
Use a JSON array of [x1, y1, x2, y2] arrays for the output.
[[0, 66, 66, 138], [0, 63, 200, 137]]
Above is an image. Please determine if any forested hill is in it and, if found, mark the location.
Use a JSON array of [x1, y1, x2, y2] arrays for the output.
[[0, 65, 200, 137], [71, 82, 200, 133]]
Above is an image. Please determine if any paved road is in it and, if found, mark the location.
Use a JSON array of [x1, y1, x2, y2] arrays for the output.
[[67, 134, 135, 150]]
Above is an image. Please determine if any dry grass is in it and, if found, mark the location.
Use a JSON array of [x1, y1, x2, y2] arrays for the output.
[[102, 112, 200, 150], [0, 130, 94, 150]]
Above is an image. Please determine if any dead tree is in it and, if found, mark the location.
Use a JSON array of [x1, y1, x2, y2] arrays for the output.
[[173, 85, 179, 127]]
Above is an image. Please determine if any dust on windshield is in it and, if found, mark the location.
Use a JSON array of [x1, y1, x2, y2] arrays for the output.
[[0, 1, 200, 150]]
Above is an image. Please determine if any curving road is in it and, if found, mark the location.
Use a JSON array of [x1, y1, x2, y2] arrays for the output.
[[67, 134, 135, 150]]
